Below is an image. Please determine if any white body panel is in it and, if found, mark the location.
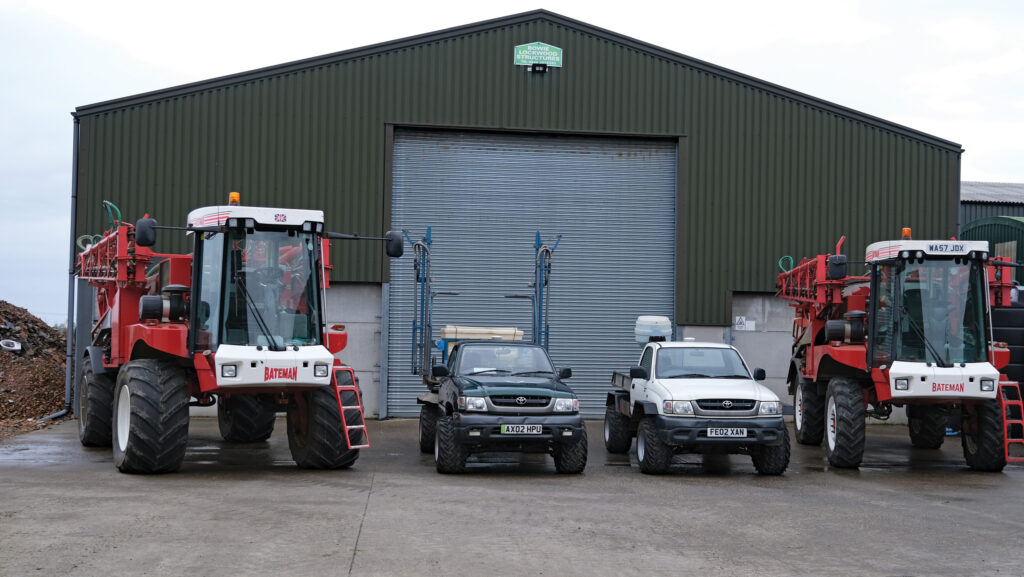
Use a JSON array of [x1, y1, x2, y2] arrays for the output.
[[629, 341, 780, 416], [865, 239, 989, 262], [214, 344, 333, 388], [887, 360, 999, 400], [187, 205, 325, 228]]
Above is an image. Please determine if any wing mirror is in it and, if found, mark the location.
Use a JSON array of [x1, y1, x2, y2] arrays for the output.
[[629, 366, 648, 380], [558, 367, 572, 379], [753, 368, 766, 381], [385, 230, 404, 258], [135, 217, 158, 247]]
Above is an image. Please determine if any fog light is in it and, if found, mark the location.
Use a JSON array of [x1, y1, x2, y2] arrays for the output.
[[469, 429, 481, 437], [562, 430, 573, 437], [981, 379, 995, 392], [895, 378, 909, 391], [221, 365, 237, 378], [314, 363, 329, 378]]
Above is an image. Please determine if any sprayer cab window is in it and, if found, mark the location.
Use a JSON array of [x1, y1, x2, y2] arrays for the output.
[[892, 259, 987, 366], [195, 228, 322, 349]]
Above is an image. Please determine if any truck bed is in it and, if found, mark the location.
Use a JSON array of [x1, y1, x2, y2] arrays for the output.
[[611, 371, 632, 391]]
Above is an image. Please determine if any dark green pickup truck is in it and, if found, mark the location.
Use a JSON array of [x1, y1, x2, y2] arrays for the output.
[[417, 341, 587, 474]]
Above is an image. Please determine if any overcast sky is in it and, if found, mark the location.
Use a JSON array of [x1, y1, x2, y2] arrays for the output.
[[2, 0, 1023, 324]]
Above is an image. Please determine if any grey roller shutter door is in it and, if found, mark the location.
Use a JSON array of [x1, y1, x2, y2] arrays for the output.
[[388, 130, 676, 417]]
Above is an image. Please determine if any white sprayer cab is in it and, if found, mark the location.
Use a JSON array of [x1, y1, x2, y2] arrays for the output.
[[187, 202, 333, 387], [888, 361, 999, 401], [214, 344, 334, 388]]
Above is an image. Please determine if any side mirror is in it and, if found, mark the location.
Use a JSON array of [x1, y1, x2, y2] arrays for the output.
[[629, 366, 648, 380], [385, 230, 404, 258], [753, 368, 766, 381], [558, 367, 572, 379], [135, 217, 158, 247], [431, 365, 449, 378]]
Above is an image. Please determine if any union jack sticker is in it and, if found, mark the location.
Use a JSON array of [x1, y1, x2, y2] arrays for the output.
[[274, 214, 287, 223]]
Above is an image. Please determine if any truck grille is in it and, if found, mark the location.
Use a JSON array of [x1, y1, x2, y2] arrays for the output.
[[490, 395, 550, 408], [696, 399, 756, 411]]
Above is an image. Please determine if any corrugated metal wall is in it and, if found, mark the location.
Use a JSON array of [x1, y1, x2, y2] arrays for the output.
[[961, 202, 1024, 225], [73, 10, 962, 325], [387, 130, 676, 417]]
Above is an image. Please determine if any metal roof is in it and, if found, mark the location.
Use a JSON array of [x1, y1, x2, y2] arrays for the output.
[[73, 10, 960, 152], [961, 181, 1024, 204]]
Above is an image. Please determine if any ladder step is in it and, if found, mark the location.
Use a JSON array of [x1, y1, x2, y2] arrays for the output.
[[345, 425, 366, 430]]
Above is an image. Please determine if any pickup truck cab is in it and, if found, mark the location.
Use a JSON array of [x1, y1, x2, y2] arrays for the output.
[[418, 341, 587, 474], [604, 340, 789, 475]]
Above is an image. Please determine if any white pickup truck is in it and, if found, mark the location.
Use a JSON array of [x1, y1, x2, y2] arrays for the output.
[[604, 338, 790, 475]]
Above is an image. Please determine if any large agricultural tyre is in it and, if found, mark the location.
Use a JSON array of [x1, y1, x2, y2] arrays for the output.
[[751, 427, 791, 475], [434, 414, 467, 474], [286, 387, 359, 469], [218, 395, 277, 443], [112, 359, 190, 474], [603, 405, 633, 454], [907, 405, 946, 449], [418, 403, 439, 454], [823, 377, 866, 468], [77, 359, 115, 447], [553, 425, 588, 474], [636, 418, 671, 475], [793, 376, 825, 445], [961, 400, 1006, 472]]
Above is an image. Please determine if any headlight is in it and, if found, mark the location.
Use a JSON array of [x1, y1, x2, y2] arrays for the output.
[[981, 378, 995, 392], [221, 364, 237, 378], [895, 378, 909, 391], [758, 401, 782, 415], [458, 396, 487, 412], [663, 400, 694, 415], [314, 364, 330, 378], [554, 398, 579, 412]]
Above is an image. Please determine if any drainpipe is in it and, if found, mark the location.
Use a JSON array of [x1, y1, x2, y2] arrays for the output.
[[42, 114, 80, 423]]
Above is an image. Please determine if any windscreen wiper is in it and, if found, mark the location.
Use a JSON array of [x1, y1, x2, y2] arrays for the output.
[[899, 306, 947, 367], [234, 274, 284, 351]]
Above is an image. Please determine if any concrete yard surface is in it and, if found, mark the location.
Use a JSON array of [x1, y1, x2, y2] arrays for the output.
[[1, 418, 1022, 576]]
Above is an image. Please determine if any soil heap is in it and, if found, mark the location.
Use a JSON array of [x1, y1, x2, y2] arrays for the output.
[[0, 300, 68, 441]]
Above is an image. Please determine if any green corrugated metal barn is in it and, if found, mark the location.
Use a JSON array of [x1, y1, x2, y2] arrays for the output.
[[70, 10, 965, 416]]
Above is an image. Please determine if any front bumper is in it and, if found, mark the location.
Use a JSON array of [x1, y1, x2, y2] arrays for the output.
[[652, 415, 787, 448], [452, 412, 585, 452]]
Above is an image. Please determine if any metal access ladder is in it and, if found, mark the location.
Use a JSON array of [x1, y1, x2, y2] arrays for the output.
[[999, 381, 1024, 462], [332, 367, 369, 449]]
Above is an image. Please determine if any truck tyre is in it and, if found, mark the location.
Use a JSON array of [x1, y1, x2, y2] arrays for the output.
[[553, 426, 588, 474], [824, 377, 866, 468], [907, 405, 945, 449], [218, 395, 276, 443], [962, 400, 1006, 472], [751, 427, 790, 475], [603, 406, 632, 454], [793, 377, 825, 445], [287, 387, 359, 469], [112, 359, 190, 474], [77, 360, 115, 447], [418, 404, 439, 454], [637, 418, 671, 474], [434, 414, 467, 474]]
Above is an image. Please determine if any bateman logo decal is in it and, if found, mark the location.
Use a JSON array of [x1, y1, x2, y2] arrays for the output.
[[265, 367, 298, 381], [932, 382, 964, 393]]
